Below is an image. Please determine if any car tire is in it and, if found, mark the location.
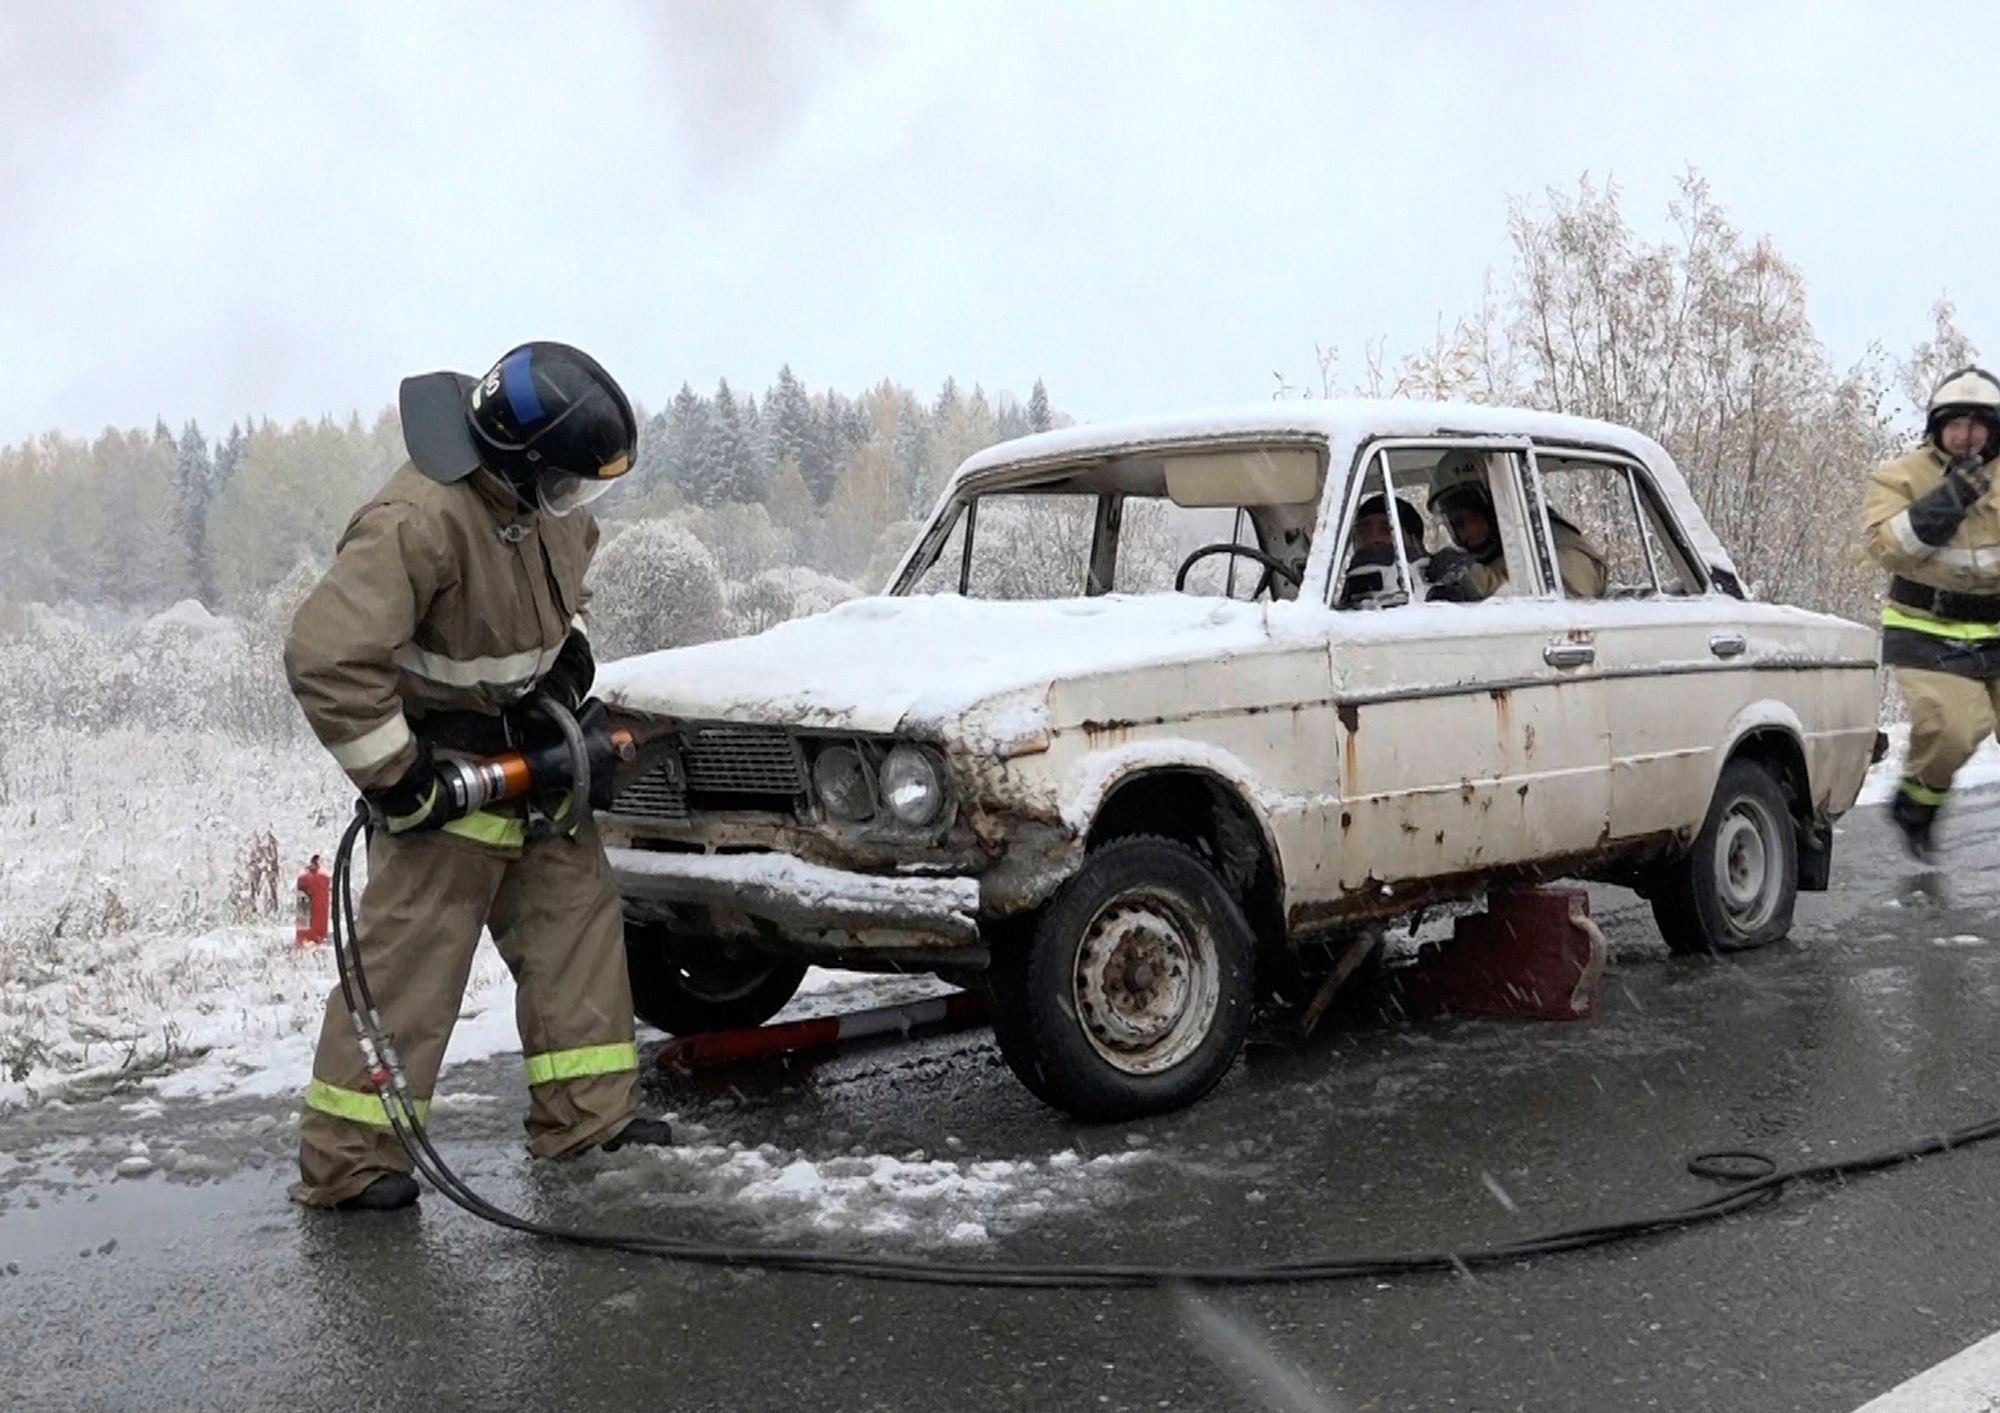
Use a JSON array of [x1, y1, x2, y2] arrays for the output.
[[988, 836, 1257, 1121], [624, 921, 809, 1035], [1650, 758, 1798, 955], [982, 914, 1056, 1102]]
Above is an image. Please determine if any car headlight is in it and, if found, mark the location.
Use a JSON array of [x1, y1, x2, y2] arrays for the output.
[[812, 744, 875, 822], [879, 746, 946, 827]]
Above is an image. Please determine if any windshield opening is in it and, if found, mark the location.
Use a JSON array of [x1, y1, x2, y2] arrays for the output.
[[893, 446, 1326, 602]]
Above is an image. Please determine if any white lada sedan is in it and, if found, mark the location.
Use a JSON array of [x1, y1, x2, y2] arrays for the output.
[[593, 401, 1880, 1121]]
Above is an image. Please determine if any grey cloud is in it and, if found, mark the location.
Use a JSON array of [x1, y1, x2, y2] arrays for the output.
[[640, 0, 863, 181], [0, 2, 146, 239]]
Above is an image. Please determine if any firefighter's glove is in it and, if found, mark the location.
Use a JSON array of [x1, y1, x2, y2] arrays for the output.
[[366, 742, 451, 835], [1948, 455, 1992, 505], [1909, 456, 1994, 547], [539, 628, 595, 713], [1425, 545, 1480, 603]]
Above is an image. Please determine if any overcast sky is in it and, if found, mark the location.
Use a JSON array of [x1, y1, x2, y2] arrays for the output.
[[0, 0, 1988, 445]]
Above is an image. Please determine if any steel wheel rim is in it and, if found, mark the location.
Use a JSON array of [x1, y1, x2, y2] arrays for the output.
[[1714, 796, 1780, 932], [1071, 888, 1219, 1076]]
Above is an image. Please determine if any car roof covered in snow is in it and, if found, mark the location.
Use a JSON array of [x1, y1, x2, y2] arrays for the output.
[[947, 398, 1737, 577]]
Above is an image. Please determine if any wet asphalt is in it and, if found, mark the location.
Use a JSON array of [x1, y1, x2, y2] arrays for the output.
[[8, 795, 2000, 1413]]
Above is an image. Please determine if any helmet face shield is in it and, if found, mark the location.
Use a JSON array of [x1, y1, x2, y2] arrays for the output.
[[538, 459, 627, 517]]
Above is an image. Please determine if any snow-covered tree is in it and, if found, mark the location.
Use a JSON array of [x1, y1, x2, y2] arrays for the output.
[[586, 520, 729, 658], [1028, 378, 1052, 433], [173, 421, 217, 607]]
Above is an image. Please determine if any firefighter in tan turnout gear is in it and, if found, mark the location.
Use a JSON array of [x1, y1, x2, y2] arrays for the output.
[[1425, 448, 1609, 601], [285, 342, 671, 1212], [1862, 367, 2000, 860]]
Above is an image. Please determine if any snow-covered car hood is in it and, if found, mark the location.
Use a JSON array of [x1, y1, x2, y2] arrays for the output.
[[595, 594, 1290, 739]]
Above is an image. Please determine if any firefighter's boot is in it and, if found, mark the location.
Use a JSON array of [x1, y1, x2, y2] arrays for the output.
[[600, 1117, 673, 1152], [334, 1172, 420, 1212], [1891, 785, 1941, 863]]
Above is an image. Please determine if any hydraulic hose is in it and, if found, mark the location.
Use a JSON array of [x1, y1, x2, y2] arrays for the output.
[[328, 810, 2000, 1288], [526, 694, 591, 837]]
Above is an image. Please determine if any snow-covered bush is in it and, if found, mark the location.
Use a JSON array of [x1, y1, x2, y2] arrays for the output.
[[680, 502, 796, 584], [0, 597, 308, 742], [587, 520, 730, 658], [728, 565, 861, 635]]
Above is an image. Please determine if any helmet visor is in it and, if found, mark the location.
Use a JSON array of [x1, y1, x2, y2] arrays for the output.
[[538, 456, 627, 517]]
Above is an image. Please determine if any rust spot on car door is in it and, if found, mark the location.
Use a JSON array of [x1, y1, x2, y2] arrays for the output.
[[1339, 702, 1360, 790]]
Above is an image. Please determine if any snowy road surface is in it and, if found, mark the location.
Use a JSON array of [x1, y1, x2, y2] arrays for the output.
[[7, 787, 2000, 1411]]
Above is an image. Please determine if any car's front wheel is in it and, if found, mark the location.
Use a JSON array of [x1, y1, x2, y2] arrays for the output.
[[1650, 758, 1798, 955], [987, 836, 1256, 1121], [624, 921, 809, 1035]]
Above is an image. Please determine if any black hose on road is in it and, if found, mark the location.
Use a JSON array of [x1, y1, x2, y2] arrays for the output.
[[329, 808, 2000, 1289]]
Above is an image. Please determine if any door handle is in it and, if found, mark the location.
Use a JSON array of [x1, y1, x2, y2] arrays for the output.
[[1544, 641, 1595, 668], [1709, 632, 1747, 658]]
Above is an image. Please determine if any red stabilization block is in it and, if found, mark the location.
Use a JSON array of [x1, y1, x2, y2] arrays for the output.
[[655, 989, 990, 1074], [1396, 886, 1607, 1021]]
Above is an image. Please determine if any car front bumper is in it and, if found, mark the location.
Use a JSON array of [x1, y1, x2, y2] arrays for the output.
[[606, 846, 984, 962]]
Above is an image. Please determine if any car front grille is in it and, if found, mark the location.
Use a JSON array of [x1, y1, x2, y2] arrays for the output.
[[681, 725, 807, 795], [611, 724, 805, 822], [610, 765, 690, 822]]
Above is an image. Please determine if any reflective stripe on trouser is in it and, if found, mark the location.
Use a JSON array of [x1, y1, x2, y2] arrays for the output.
[[524, 1041, 638, 1088], [1896, 666, 2000, 800], [292, 815, 640, 1208], [306, 1077, 431, 1128]]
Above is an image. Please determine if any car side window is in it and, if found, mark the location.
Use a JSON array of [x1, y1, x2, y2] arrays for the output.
[[1533, 456, 1700, 598], [1332, 443, 1535, 610]]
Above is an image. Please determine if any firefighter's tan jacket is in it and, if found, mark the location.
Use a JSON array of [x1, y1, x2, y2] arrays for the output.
[[1862, 444, 2000, 603], [285, 463, 596, 794], [1467, 520, 1609, 599]]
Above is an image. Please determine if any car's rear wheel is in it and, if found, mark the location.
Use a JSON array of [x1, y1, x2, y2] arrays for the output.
[[1650, 758, 1798, 955], [987, 836, 1256, 1121], [624, 921, 808, 1035]]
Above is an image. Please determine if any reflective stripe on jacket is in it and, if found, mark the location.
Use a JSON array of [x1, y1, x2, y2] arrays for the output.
[[284, 462, 597, 792]]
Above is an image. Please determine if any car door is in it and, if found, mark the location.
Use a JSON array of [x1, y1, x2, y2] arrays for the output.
[[1328, 439, 1612, 894], [1522, 446, 1752, 841]]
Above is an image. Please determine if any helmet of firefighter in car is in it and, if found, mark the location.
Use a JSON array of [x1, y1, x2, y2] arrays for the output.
[[1926, 367, 2000, 465], [1426, 449, 1491, 515]]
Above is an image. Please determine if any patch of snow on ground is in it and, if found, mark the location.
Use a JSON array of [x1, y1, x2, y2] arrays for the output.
[[1859, 723, 2000, 806], [598, 1134, 1150, 1246]]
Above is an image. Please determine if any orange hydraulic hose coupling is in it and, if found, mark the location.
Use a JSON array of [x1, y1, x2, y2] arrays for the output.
[[434, 698, 635, 817]]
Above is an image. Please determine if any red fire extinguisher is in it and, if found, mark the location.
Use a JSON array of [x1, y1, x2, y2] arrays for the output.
[[295, 855, 331, 946]]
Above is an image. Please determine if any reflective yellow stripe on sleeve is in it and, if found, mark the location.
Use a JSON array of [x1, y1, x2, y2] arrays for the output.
[[306, 1078, 431, 1128], [523, 1041, 640, 1088], [1881, 605, 2000, 641]]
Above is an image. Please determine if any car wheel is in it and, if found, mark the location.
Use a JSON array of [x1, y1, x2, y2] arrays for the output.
[[988, 836, 1256, 1121], [624, 921, 809, 1035], [1650, 758, 1798, 955], [982, 914, 1056, 1102]]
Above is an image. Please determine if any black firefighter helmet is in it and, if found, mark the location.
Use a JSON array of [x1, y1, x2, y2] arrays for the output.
[[400, 341, 638, 514]]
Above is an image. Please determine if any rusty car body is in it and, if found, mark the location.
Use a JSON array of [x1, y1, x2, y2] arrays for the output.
[[594, 401, 1880, 1119]]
